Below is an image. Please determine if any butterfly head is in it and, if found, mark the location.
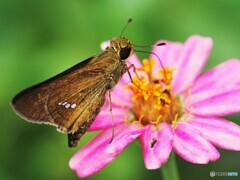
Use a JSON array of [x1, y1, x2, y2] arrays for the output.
[[110, 37, 133, 60]]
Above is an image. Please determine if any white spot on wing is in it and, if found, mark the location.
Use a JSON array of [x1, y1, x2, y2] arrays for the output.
[[65, 104, 71, 108], [58, 101, 76, 109], [71, 104, 77, 108]]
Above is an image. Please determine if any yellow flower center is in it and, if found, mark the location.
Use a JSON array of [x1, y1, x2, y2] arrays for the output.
[[126, 59, 184, 127]]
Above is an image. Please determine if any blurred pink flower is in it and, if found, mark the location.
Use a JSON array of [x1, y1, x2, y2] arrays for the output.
[[69, 35, 240, 178]]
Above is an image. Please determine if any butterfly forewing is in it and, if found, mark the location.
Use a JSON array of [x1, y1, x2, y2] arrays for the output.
[[12, 57, 94, 124]]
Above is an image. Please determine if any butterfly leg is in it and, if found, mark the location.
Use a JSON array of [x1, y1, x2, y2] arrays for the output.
[[127, 63, 141, 80], [125, 64, 149, 95], [125, 64, 136, 83], [108, 90, 115, 143], [125, 64, 141, 87], [106, 75, 115, 143]]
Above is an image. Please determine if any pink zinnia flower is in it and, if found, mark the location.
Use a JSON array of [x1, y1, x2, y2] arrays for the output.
[[69, 35, 240, 178]]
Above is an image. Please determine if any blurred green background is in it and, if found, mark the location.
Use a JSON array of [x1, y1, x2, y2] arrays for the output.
[[1, 0, 240, 179]]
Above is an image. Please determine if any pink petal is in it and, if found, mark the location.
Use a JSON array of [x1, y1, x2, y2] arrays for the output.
[[191, 86, 240, 116], [111, 76, 133, 108], [173, 122, 219, 163], [153, 35, 212, 94], [89, 104, 131, 131], [105, 124, 143, 153], [172, 35, 212, 93], [69, 124, 143, 178], [192, 59, 240, 93], [189, 85, 240, 104], [188, 116, 240, 150], [140, 123, 174, 169]]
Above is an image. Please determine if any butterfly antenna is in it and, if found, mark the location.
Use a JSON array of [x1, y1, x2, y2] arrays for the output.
[[132, 42, 166, 48], [120, 18, 132, 37], [133, 42, 166, 72]]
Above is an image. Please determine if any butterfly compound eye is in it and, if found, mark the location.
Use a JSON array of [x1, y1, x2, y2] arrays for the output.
[[119, 46, 131, 60]]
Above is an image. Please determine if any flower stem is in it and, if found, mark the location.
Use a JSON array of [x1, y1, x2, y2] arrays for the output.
[[161, 152, 180, 180]]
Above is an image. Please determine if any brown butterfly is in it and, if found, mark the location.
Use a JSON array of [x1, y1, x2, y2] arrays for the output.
[[11, 19, 134, 147]]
